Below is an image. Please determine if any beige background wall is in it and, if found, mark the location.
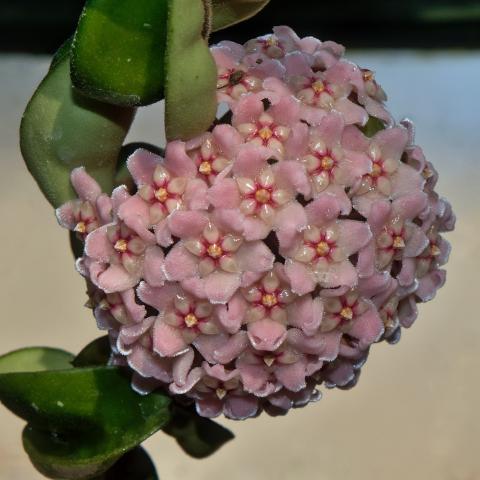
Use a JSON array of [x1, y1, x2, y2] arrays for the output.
[[0, 51, 479, 480]]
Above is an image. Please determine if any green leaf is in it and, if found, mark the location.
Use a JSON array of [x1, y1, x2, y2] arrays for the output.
[[73, 336, 112, 368], [20, 52, 135, 208], [71, 0, 168, 107], [164, 0, 218, 140], [101, 446, 158, 480], [360, 116, 386, 138], [210, 0, 271, 32], [0, 367, 171, 479], [0, 347, 74, 374], [163, 405, 234, 458]]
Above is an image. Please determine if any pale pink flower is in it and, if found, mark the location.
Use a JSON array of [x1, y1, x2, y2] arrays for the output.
[[56, 167, 112, 238], [62, 26, 454, 419]]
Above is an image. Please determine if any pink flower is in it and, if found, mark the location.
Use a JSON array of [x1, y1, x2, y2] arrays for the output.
[[300, 112, 372, 198], [61, 26, 454, 420], [283, 196, 372, 295], [162, 210, 275, 304], [119, 144, 208, 246], [56, 167, 112, 238], [232, 92, 308, 160]]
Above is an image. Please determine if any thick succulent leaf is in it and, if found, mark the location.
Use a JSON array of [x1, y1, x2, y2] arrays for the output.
[[71, 0, 168, 106], [102, 446, 159, 480], [73, 336, 112, 368], [0, 367, 171, 479], [20, 53, 135, 207], [0, 347, 74, 374], [360, 116, 386, 137], [25, 431, 159, 480], [164, 0, 217, 140], [210, 0, 270, 31], [163, 405, 234, 458]]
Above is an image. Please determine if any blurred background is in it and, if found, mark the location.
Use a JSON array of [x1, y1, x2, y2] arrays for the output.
[[0, 1, 479, 479], [1, 0, 479, 51]]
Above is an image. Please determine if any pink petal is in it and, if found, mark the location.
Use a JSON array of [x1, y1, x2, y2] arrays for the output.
[[213, 331, 249, 364], [348, 307, 384, 349], [127, 345, 172, 382], [164, 140, 197, 178], [195, 397, 223, 418], [208, 178, 241, 209], [237, 240, 275, 273], [274, 201, 308, 250], [242, 216, 271, 241], [71, 167, 101, 202], [373, 126, 408, 161], [318, 259, 358, 288], [184, 178, 209, 210], [216, 293, 248, 334], [167, 210, 208, 238], [137, 281, 179, 311], [232, 145, 272, 177], [305, 195, 342, 225], [153, 320, 189, 357], [232, 93, 265, 125], [163, 244, 199, 281], [273, 160, 310, 195], [120, 288, 146, 323], [416, 269, 446, 302], [237, 363, 270, 395], [127, 149, 160, 186], [85, 224, 113, 262], [117, 195, 155, 243], [92, 263, 139, 293], [287, 296, 322, 336], [56, 201, 76, 230], [337, 219, 372, 255], [204, 271, 241, 304], [212, 124, 243, 157], [143, 246, 166, 287], [284, 260, 316, 295], [193, 333, 229, 364], [247, 318, 287, 351], [275, 360, 307, 392], [223, 395, 259, 420]]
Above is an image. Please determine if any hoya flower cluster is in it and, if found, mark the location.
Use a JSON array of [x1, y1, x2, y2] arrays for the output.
[[57, 26, 454, 420]]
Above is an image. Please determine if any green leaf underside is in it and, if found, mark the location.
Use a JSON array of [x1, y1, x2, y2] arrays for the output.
[[163, 405, 234, 458], [71, 0, 168, 106], [0, 348, 74, 374], [0, 367, 171, 479], [164, 0, 218, 140], [360, 116, 386, 137], [73, 336, 112, 368], [20, 53, 135, 207], [210, 0, 271, 32], [100, 446, 158, 480]]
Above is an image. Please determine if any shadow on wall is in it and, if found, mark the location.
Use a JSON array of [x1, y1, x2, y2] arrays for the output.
[[1, 0, 480, 53]]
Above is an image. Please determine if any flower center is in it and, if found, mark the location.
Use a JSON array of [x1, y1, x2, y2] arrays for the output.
[[207, 243, 223, 259], [184, 313, 198, 328], [74, 221, 86, 234], [258, 126, 273, 141], [155, 187, 169, 203], [430, 244, 441, 256], [393, 236, 405, 249], [363, 70, 374, 81], [216, 387, 227, 399], [263, 354, 276, 367], [198, 161, 212, 176], [312, 81, 325, 94], [255, 188, 271, 204], [261, 293, 278, 308], [316, 241, 331, 257], [114, 239, 128, 253], [371, 162, 383, 178], [340, 306, 353, 321], [321, 155, 334, 170]]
